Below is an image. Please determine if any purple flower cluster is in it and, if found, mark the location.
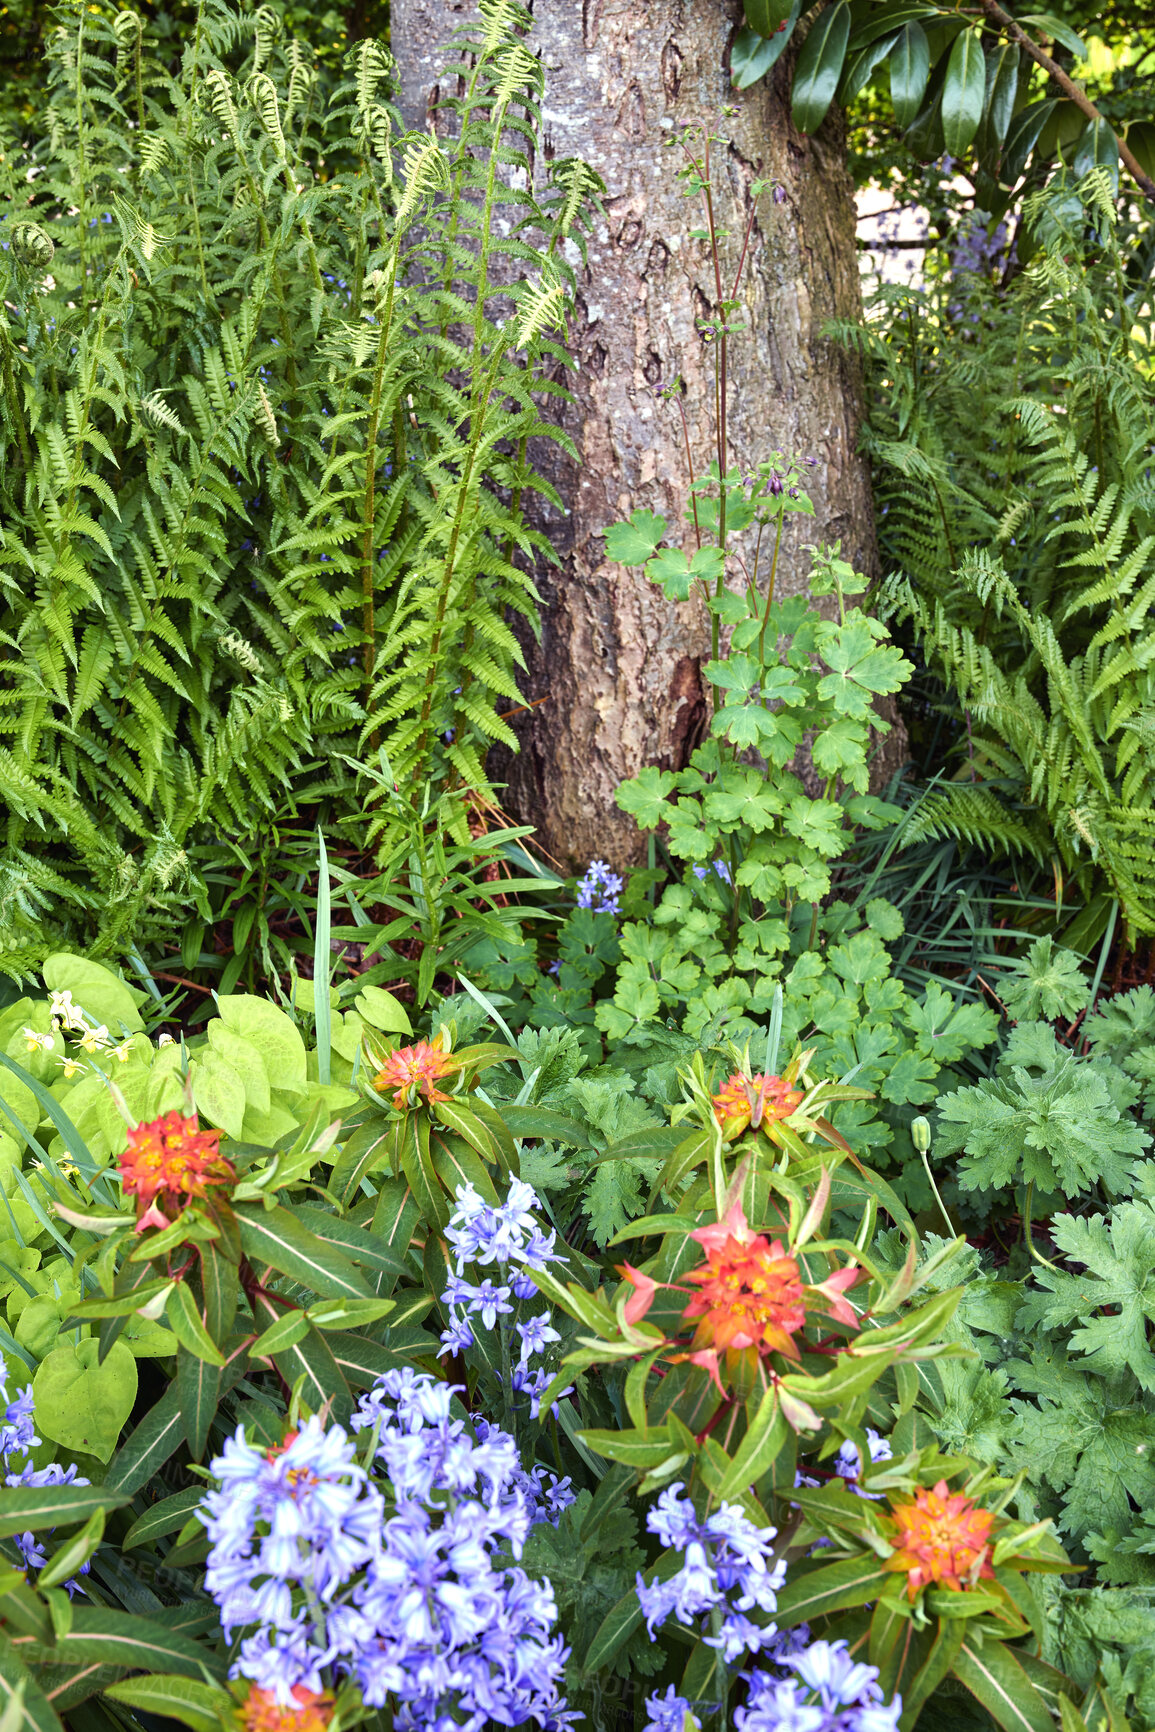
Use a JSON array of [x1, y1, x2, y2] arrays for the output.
[[0, 1376, 90, 1594], [202, 1371, 574, 1731], [636, 1484, 787, 1665], [575, 860, 623, 916], [834, 1430, 892, 1500], [737, 1641, 902, 1732], [692, 859, 733, 886], [439, 1181, 573, 1423]]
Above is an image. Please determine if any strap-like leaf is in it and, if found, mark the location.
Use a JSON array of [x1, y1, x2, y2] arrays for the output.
[[236, 1203, 371, 1300], [0, 1486, 128, 1539], [103, 1675, 229, 1732]]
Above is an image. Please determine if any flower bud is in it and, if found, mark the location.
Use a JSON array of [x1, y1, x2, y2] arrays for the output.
[[911, 1116, 932, 1153]]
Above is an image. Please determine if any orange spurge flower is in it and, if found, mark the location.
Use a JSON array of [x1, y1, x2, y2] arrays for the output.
[[882, 1480, 996, 1601], [711, 1072, 804, 1135], [119, 1111, 234, 1232], [682, 1202, 806, 1359], [239, 1685, 334, 1732], [373, 1038, 458, 1110]]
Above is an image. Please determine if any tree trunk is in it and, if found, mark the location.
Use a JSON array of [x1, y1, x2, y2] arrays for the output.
[[391, 0, 882, 868]]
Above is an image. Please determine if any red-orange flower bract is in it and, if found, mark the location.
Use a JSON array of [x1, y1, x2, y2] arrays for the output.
[[238, 1685, 334, 1732], [682, 1215, 806, 1360], [373, 1039, 458, 1110], [882, 1480, 996, 1601], [711, 1071, 804, 1135], [119, 1110, 234, 1227]]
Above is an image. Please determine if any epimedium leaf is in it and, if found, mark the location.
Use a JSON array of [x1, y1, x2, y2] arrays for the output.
[[33, 1340, 138, 1464], [791, 0, 851, 135]]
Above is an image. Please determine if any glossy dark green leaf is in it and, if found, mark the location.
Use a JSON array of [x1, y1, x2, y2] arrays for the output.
[[1002, 98, 1058, 183], [731, 8, 800, 87], [743, 0, 794, 33], [849, 2, 939, 48], [791, 1, 851, 135], [942, 27, 986, 157], [1073, 117, 1119, 188], [890, 21, 930, 129], [841, 31, 901, 105], [982, 42, 1019, 153]]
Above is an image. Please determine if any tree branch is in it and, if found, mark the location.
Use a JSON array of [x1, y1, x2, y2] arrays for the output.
[[976, 0, 1155, 201]]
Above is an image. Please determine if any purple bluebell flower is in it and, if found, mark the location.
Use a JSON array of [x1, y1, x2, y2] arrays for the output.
[[203, 1372, 572, 1727], [645, 1685, 700, 1731], [0, 1384, 89, 1595], [575, 860, 623, 915]]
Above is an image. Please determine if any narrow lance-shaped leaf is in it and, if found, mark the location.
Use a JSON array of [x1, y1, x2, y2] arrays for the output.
[[792, 1, 852, 135]]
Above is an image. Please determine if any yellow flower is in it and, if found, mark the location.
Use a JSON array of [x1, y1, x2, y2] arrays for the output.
[[110, 1038, 133, 1063], [58, 1056, 83, 1079], [21, 1027, 54, 1054], [78, 1023, 110, 1054]]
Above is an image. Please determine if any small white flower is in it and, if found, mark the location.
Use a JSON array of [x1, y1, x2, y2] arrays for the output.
[[58, 1055, 84, 1079], [78, 1023, 110, 1054], [110, 1038, 133, 1063], [48, 989, 85, 1032], [157, 1032, 175, 1048], [21, 1027, 54, 1053]]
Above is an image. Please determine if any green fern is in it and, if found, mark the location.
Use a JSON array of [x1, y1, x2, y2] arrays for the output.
[[0, 0, 601, 975], [847, 172, 1155, 936]]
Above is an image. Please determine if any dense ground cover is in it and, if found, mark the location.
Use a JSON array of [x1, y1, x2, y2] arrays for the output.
[[2, 2, 1155, 1731]]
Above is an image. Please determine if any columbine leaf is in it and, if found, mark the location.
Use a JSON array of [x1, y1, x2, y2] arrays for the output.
[[604, 510, 666, 565]]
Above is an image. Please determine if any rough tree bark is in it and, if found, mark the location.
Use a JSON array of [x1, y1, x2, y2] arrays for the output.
[[391, 0, 882, 868]]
